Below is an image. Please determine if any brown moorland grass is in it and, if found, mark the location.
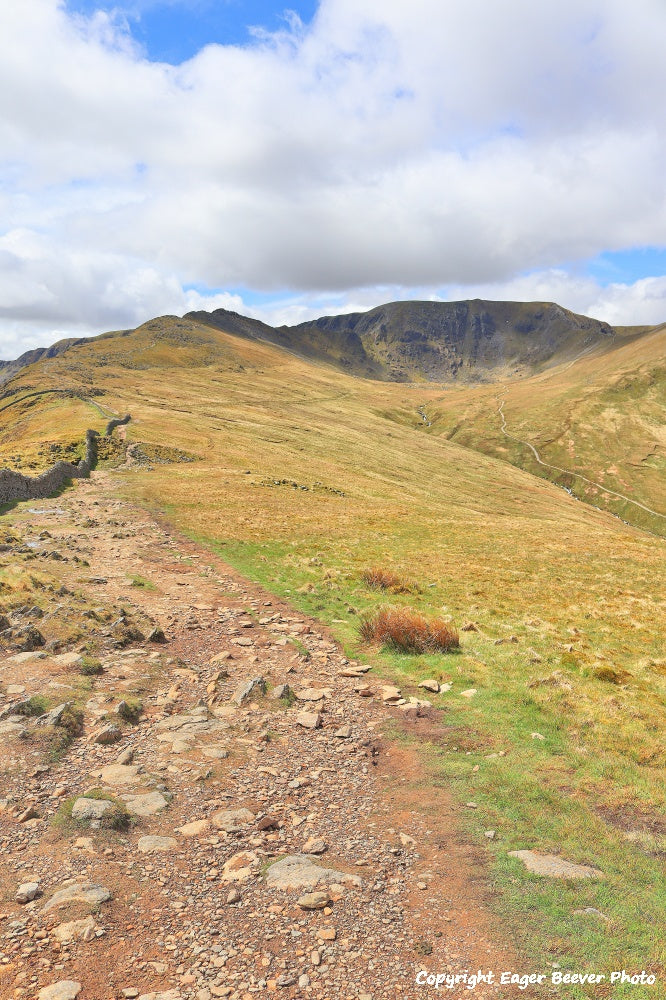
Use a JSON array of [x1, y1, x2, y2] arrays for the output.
[[3, 313, 666, 993], [360, 566, 416, 593], [360, 605, 460, 653]]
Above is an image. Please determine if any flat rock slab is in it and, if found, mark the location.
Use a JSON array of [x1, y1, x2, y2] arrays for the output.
[[221, 850, 260, 883], [122, 791, 169, 817], [71, 798, 113, 822], [509, 851, 603, 879], [295, 712, 321, 729], [53, 916, 97, 943], [211, 807, 255, 832], [295, 688, 330, 701], [138, 992, 183, 1000], [42, 882, 112, 913], [265, 854, 362, 891], [0, 718, 27, 737], [137, 835, 178, 853], [96, 764, 141, 786], [38, 982, 82, 1000], [176, 818, 210, 837]]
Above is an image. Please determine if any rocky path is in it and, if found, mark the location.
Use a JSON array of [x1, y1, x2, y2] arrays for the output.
[[0, 473, 520, 1000]]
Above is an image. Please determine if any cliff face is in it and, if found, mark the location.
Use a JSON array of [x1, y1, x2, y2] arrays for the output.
[[279, 300, 617, 380]]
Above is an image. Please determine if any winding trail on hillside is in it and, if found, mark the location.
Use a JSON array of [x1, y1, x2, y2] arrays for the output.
[[497, 397, 666, 520]]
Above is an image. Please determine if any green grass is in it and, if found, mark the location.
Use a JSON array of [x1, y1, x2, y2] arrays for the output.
[[128, 574, 157, 590]]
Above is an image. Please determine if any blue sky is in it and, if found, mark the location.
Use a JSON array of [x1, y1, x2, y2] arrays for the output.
[[66, 0, 319, 63], [1, 0, 666, 354]]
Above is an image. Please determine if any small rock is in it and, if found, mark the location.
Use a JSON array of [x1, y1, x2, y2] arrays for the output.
[[211, 807, 255, 832], [333, 724, 351, 739], [466, 802, 478, 809], [226, 888, 241, 904], [531, 732, 546, 740], [317, 927, 336, 941], [573, 907, 610, 921], [137, 836, 178, 853], [42, 882, 112, 913], [176, 819, 210, 837], [298, 891, 330, 910], [232, 676, 266, 705], [508, 851, 603, 879], [94, 724, 122, 745], [123, 791, 168, 817], [71, 798, 113, 823], [265, 854, 361, 890], [484, 830, 496, 840], [418, 679, 440, 693], [116, 747, 134, 765], [302, 837, 327, 854], [53, 916, 97, 943], [295, 687, 329, 702], [272, 683, 291, 700], [17, 804, 39, 823], [220, 850, 259, 883], [16, 881, 41, 903], [380, 685, 401, 703], [38, 982, 82, 1000], [295, 711, 321, 729], [460, 688, 477, 698], [147, 627, 167, 643]]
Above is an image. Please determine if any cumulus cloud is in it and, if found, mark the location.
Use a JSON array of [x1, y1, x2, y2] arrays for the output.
[[1, 0, 666, 354]]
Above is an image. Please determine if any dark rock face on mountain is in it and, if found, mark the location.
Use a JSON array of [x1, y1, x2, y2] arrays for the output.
[[186, 307, 381, 377], [0, 338, 91, 385], [278, 300, 618, 381]]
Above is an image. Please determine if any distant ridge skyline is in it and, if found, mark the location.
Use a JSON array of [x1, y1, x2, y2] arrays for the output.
[[1, 1, 665, 356]]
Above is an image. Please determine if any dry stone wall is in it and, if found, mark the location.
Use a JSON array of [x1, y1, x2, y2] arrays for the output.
[[104, 414, 131, 436], [0, 429, 99, 507]]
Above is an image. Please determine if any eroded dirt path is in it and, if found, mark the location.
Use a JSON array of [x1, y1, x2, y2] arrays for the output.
[[0, 472, 522, 1000]]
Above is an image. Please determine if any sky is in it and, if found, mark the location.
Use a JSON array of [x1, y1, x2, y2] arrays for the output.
[[1, 0, 666, 358]]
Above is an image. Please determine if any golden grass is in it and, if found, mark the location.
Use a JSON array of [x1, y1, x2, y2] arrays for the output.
[[360, 605, 459, 652]]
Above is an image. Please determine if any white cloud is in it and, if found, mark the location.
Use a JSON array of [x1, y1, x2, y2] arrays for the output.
[[0, 0, 666, 355]]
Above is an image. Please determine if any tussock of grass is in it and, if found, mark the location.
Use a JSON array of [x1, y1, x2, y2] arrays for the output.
[[361, 566, 416, 593], [80, 656, 104, 676], [15, 695, 47, 717], [360, 606, 460, 653]]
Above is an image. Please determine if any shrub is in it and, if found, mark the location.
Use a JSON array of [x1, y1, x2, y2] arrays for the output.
[[359, 606, 459, 654], [15, 695, 48, 717], [361, 567, 415, 593], [80, 656, 104, 676]]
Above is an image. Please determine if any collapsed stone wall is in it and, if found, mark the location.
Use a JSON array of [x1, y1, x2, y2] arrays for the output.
[[0, 429, 98, 507], [104, 414, 131, 436]]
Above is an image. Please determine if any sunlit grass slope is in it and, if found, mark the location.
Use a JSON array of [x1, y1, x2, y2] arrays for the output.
[[422, 325, 666, 533], [2, 314, 665, 994]]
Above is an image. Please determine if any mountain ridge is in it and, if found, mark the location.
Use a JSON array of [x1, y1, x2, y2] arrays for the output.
[[1, 299, 660, 386]]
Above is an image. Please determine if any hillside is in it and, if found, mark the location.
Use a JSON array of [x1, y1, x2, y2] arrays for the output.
[[0, 308, 665, 995], [189, 298, 651, 382]]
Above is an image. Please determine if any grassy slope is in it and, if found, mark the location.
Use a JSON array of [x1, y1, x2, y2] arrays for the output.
[[423, 325, 666, 534], [2, 316, 665, 996]]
